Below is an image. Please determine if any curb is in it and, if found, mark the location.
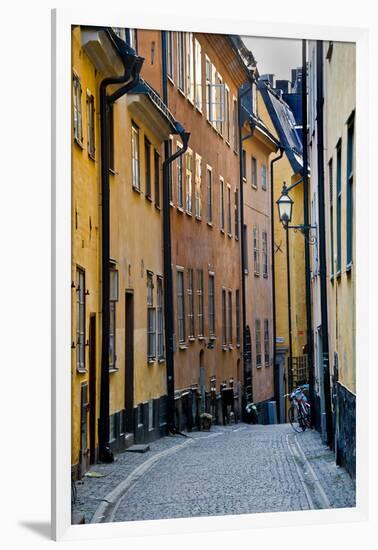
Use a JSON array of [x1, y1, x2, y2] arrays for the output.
[[90, 437, 195, 524]]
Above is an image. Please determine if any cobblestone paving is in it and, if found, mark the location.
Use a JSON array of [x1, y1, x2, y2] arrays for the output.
[[72, 423, 356, 524]]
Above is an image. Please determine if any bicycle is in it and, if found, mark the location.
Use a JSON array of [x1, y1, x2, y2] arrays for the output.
[[285, 384, 311, 433]]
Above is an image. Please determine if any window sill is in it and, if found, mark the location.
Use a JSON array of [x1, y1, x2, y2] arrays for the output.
[[147, 359, 156, 365], [188, 336, 196, 342], [220, 228, 225, 235], [209, 335, 217, 341], [228, 345, 233, 351], [109, 367, 119, 374], [179, 343, 188, 350], [177, 206, 184, 213], [88, 152, 96, 162], [178, 87, 186, 98], [186, 211, 193, 217], [265, 363, 270, 368], [336, 270, 342, 280], [109, 168, 117, 176], [132, 185, 141, 194], [222, 346, 228, 352], [155, 204, 161, 212], [207, 221, 213, 228], [263, 274, 268, 279], [170, 201, 175, 208], [146, 194, 152, 202], [195, 215, 202, 221], [76, 368, 87, 375], [256, 365, 262, 369], [158, 358, 166, 364], [227, 233, 232, 239], [198, 336, 205, 340], [195, 105, 203, 115], [243, 177, 247, 184], [346, 261, 353, 273], [252, 184, 258, 190], [225, 140, 231, 148], [244, 269, 249, 275], [167, 75, 175, 86], [236, 343, 241, 348], [254, 272, 260, 277]]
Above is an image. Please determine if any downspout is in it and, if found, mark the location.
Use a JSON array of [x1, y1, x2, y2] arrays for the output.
[[237, 83, 255, 417], [269, 147, 284, 420], [162, 130, 190, 433], [316, 40, 333, 446], [301, 39, 316, 428], [98, 50, 144, 463], [285, 224, 293, 388]]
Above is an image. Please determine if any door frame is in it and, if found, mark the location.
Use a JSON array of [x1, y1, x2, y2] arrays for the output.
[[125, 290, 134, 434]]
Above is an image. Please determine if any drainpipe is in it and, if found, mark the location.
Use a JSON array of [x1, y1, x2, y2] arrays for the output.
[[237, 83, 255, 418], [316, 40, 333, 446], [162, 130, 190, 433], [98, 49, 144, 463], [301, 39, 316, 428], [270, 148, 284, 420]]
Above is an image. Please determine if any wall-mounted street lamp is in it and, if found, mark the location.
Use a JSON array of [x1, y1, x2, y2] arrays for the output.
[[276, 182, 317, 245]]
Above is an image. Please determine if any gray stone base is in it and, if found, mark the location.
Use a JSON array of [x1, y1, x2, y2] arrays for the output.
[[334, 382, 356, 479]]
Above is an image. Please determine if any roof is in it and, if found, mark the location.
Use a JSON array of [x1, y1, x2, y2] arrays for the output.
[[257, 80, 303, 174]]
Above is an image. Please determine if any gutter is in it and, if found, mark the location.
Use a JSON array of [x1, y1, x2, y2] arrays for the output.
[[98, 30, 144, 463]]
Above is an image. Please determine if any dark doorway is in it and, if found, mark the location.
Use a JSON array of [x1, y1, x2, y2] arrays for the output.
[[89, 314, 97, 464], [125, 291, 134, 433], [80, 382, 90, 475]]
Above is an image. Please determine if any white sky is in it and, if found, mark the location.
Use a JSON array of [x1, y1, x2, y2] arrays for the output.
[[242, 36, 301, 82]]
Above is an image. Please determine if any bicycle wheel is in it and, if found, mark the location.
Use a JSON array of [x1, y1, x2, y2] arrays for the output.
[[288, 405, 304, 433]]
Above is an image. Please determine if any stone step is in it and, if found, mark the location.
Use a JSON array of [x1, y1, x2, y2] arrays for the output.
[[125, 444, 150, 453]]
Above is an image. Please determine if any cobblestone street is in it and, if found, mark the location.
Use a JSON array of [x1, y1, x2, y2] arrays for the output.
[[72, 423, 356, 524]]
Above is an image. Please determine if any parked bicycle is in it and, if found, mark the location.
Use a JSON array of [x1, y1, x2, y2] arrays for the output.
[[285, 384, 311, 433]]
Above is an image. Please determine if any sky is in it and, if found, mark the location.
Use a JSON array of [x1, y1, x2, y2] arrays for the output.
[[242, 36, 301, 82]]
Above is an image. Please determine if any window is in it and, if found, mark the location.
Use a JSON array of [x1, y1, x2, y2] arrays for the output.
[[261, 165, 267, 191], [177, 270, 185, 343], [208, 273, 215, 337], [177, 32, 185, 92], [236, 289, 240, 346], [147, 272, 156, 361], [251, 157, 257, 188], [205, 56, 212, 121], [253, 227, 260, 275], [168, 138, 173, 204], [220, 177, 225, 231], [214, 72, 224, 134], [194, 38, 202, 110], [131, 122, 140, 190], [346, 116, 354, 268], [227, 184, 232, 235], [256, 319, 262, 367], [195, 154, 202, 218], [186, 33, 194, 102], [187, 269, 195, 338], [234, 189, 239, 239], [197, 270, 204, 336], [233, 97, 238, 152], [109, 103, 115, 171], [154, 150, 160, 208], [336, 140, 342, 274], [242, 150, 247, 182], [76, 268, 85, 372], [127, 29, 138, 51], [86, 92, 95, 158], [228, 290, 233, 346], [166, 31, 173, 80], [207, 166, 213, 223], [264, 319, 270, 366], [329, 159, 334, 278], [185, 150, 193, 214], [243, 224, 248, 272], [222, 288, 227, 348], [225, 85, 231, 143], [262, 231, 268, 277], [109, 266, 119, 370], [73, 73, 83, 144], [145, 137, 151, 199], [176, 142, 183, 208], [157, 277, 164, 360]]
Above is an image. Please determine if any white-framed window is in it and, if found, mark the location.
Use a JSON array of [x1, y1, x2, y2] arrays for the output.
[[262, 231, 268, 277], [219, 177, 225, 231], [228, 289, 233, 346], [144, 137, 151, 199], [76, 267, 85, 372], [176, 142, 183, 208], [195, 154, 202, 218], [194, 38, 202, 110], [264, 319, 270, 366], [187, 269, 195, 338], [214, 72, 224, 133], [109, 266, 119, 370], [242, 150, 247, 182], [225, 85, 231, 143], [232, 96, 238, 152], [127, 29, 138, 51], [197, 269, 204, 336], [185, 149, 193, 214], [186, 33, 194, 102], [251, 157, 257, 188], [256, 319, 262, 367], [86, 92, 95, 158], [147, 272, 156, 361], [206, 165, 213, 223], [177, 269, 185, 343], [177, 32, 185, 92], [208, 273, 215, 337], [221, 288, 227, 348], [205, 55, 212, 121], [234, 189, 239, 239], [166, 31, 173, 80], [154, 150, 161, 209], [261, 164, 267, 191], [227, 184, 232, 236], [252, 81, 257, 115], [236, 289, 240, 346], [73, 73, 83, 144], [131, 121, 140, 190], [157, 276, 164, 360], [253, 227, 260, 275]]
